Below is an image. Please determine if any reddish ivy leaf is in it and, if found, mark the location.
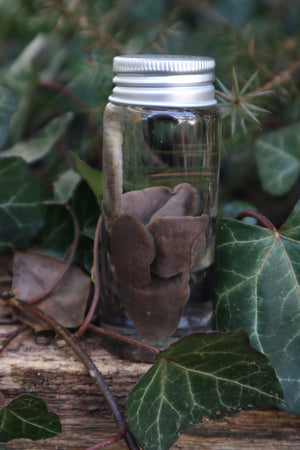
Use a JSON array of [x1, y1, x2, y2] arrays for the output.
[[12, 251, 90, 331]]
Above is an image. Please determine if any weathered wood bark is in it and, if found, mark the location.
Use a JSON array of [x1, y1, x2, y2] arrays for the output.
[[0, 325, 299, 449]]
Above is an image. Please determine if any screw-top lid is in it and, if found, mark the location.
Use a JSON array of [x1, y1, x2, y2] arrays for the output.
[[109, 55, 217, 108]]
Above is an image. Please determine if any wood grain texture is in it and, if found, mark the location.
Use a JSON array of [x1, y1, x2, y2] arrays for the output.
[[0, 325, 299, 450]]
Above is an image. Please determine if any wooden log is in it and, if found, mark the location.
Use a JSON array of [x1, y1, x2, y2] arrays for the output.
[[0, 325, 299, 449]]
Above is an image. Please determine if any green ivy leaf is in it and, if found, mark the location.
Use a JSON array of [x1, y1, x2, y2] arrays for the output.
[[0, 395, 61, 442], [53, 169, 81, 203], [214, 203, 300, 414], [0, 87, 18, 149], [255, 122, 300, 196], [71, 180, 100, 239], [38, 181, 99, 269], [38, 205, 74, 258], [0, 157, 50, 247], [70, 151, 102, 205], [1, 113, 74, 163], [126, 330, 283, 450], [280, 200, 300, 240]]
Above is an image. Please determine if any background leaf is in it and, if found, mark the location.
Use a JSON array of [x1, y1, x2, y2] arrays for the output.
[[37, 205, 74, 258], [218, 200, 257, 225], [38, 181, 99, 271], [1, 113, 74, 163], [214, 204, 300, 413], [279, 199, 300, 240], [0, 87, 18, 149], [126, 330, 283, 450], [255, 122, 300, 196], [70, 151, 102, 205], [0, 395, 61, 442], [53, 169, 81, 203], [12, 250, 91, 331], [0, 157, 49, 247]]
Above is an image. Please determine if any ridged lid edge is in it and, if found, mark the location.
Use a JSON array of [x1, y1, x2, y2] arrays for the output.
[[113, 55, 215, 74]]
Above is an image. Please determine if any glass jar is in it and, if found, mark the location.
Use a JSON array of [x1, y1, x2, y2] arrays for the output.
[[100, 55, 221, 360]]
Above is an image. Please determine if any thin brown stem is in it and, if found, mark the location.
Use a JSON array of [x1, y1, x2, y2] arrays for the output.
[[28, 202, 80, 305], [6, 298, 138, 450], [38, 79, 99, 140], [0, 324, 28, 355], [73, 215, 102, 340], [57, 140, 73, 169], [85, 427, 128, 450], [0, 391, 8, 408], [88, 324, 160, 356], [235, 210, 277, 232], [259, 59, 300, 93]]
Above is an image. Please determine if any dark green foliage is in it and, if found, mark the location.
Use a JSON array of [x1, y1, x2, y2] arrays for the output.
[[0, 157, 49, 247], [214, 202, 300, 414], [255, 122, 300, 196], [126, 330, 283, 450], [0, 395, 61, 442]]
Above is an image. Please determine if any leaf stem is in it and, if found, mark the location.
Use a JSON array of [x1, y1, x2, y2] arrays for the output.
[[38, 79, 99, 141], [259, 58, 300, 93], [6, 298, 138, 450], [88, 323, 160, 356], [0, 390, 8, 408], [235, 210, 277, 232], [28, 202, 80, 305], [73, 215, 102, 340], [0, 324, 28, 355], [85, 427, 128, 449]]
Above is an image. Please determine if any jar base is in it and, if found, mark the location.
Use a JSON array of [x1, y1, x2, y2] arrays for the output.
[[99, 300, 213, 362]]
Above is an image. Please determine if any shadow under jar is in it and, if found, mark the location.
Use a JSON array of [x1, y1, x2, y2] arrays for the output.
[[100, 55, 221, 361]]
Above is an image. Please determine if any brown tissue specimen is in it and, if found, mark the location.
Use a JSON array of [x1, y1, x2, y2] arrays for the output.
[[108, 183, 209, 342]]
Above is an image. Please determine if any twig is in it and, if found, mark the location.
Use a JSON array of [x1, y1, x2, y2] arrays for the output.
[[57, 140, 74, 169], [235, 210, 277, 232], [88, 324, 160, 356], [259, 59, 300, 92], [28, 202, 80, 305], [5, 297, 138, 450], [0, 324, 28, 355], [38, 79, 99, 141], [73, 215, 102, 340], [0, 391, 8, 408]]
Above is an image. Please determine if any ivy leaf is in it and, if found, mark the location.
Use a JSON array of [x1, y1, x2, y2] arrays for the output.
[[280, 200, 300, 240], [53, 169, 81, 203], [0, 113, 74, 163], [38, 205, 74, 258], [12, 250, 91, 331], [0, 395, 61, 442], [126, 330, 283, 450], [39, 181, 99, 270], [214, 202, 300, 414], [255, 122, 300, 196], [0, 157, 49, 247], [0, 87, 18, 149], [70, 151, 102, 205]]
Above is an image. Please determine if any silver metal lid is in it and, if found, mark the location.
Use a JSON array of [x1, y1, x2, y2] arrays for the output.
[[109, 55, 217, 108]]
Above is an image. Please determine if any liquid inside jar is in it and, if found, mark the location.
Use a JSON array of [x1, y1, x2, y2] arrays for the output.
[[100, 102, 221, 361]]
